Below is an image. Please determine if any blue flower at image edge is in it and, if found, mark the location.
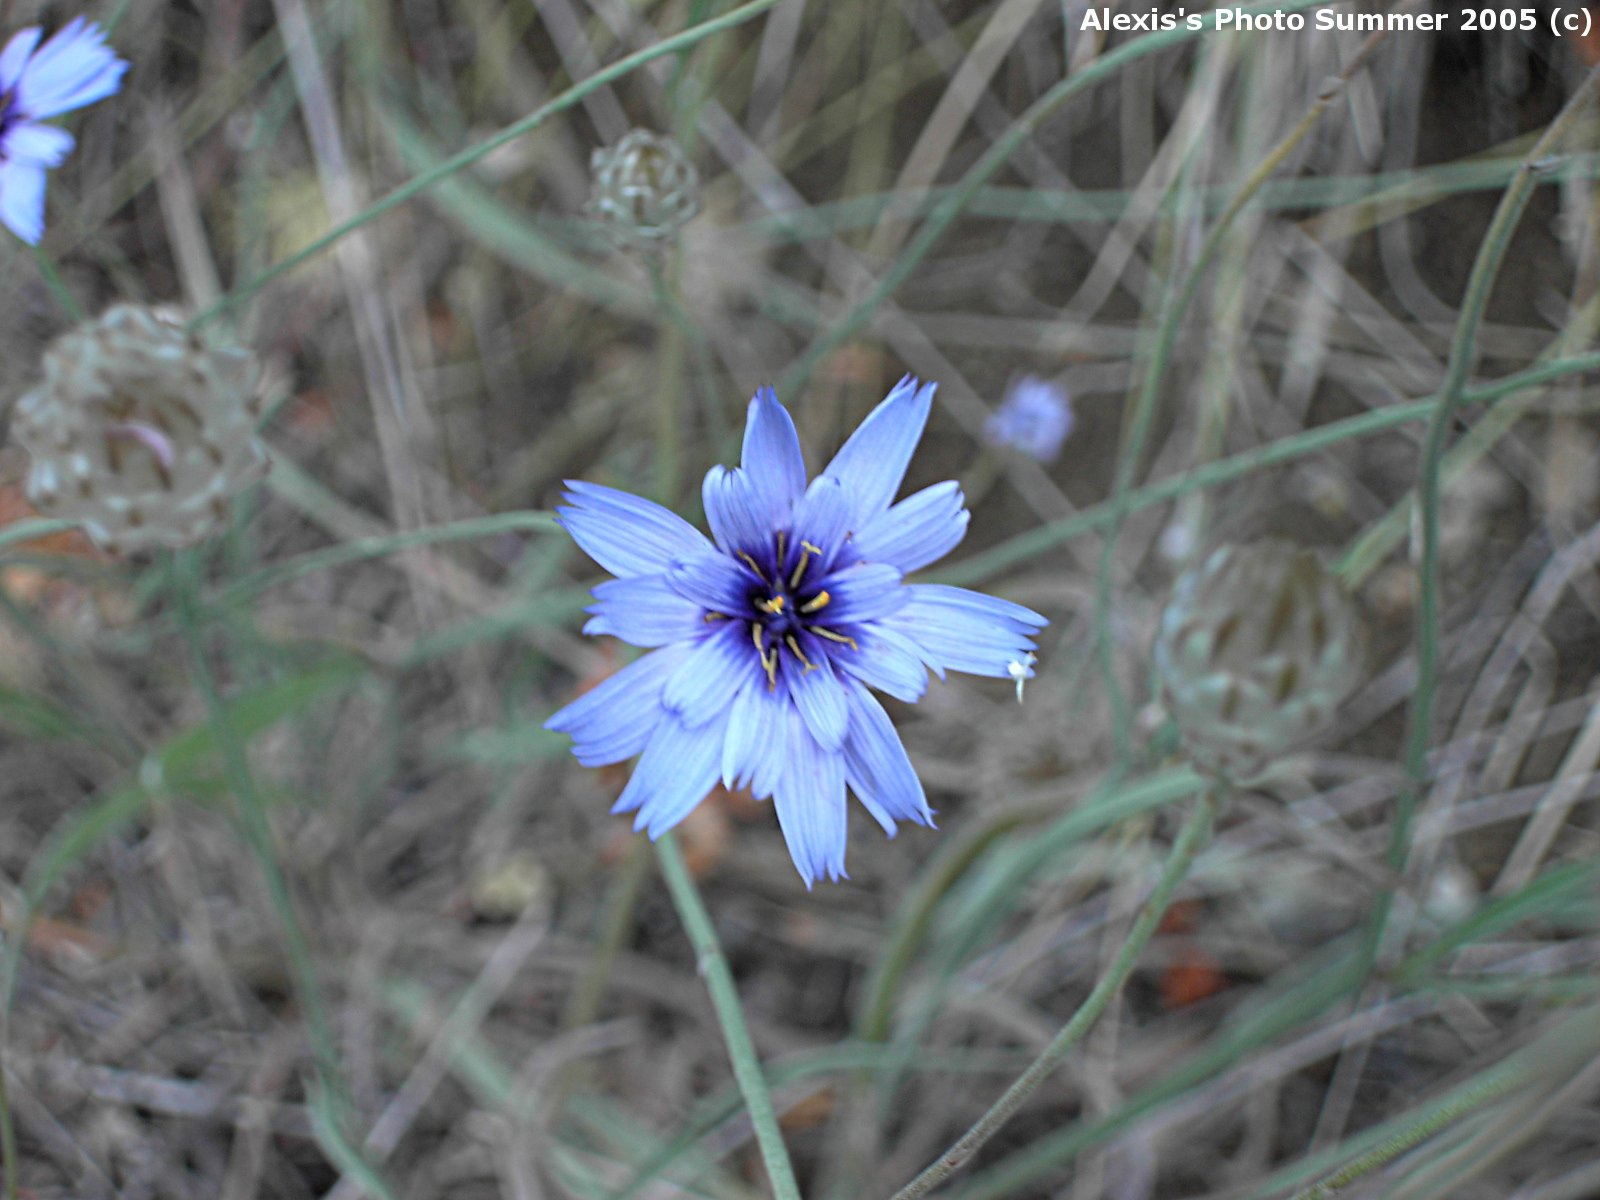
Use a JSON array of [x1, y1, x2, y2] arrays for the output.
[[0, 18, 127, 245], [546, 378, 1048, 886]]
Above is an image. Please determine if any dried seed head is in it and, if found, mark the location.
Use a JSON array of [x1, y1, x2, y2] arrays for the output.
[[1154, 540, 1365, 781], [11, 305, 268, 554], [587, 129, 700, 246]]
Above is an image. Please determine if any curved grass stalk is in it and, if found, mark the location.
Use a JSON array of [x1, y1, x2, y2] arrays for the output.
[[1361, 66, 1600, 983], [887, 786, 1221, 1200], [773, 0, 1331, 401], [168, 553, 365, 1138], [189, 0, 782, 329], [1087, 26, 1398, 762], [214, 511, 559, 606], [933, 349, 1600, 588], [0, 520, 84, 559]]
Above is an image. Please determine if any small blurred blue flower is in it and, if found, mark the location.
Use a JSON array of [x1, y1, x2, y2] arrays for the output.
[[0, 18, 127, 245], [546, 378, 1048, 886], [985, 375, 1073, 463]]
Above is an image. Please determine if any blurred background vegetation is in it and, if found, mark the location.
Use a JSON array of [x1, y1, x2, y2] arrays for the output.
[[2, 2, 1600, 1197]]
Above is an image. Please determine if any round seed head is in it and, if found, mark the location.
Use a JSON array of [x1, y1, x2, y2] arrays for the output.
[[1154, 541, 1365, 780], [587, 129, 700, 245], [11, 305, 268, 554]]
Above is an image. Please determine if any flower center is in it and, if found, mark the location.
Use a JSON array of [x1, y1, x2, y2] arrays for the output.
[[707, 530, 859, 691], [0, 91, 16, 157]]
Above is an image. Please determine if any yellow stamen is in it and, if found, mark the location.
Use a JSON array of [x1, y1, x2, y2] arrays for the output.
[[776, 530, 787, 566], [810, 626, 859, 652], [704, 611, 729, 622], [785, 634, 817, 671], [738, 551, 768, 583], [753, 622, 779, 690], [789, 540, 823, 589], [799, 590, 831, 614], [756, 595, 786, 615]]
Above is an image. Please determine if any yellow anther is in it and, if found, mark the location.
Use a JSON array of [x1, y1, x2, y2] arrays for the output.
[[738, 551, 768, 584], [790, 540, 824, 587], [776, 530, 787, 564], [756, 595, 786, 615], [785, 634, 817, 671], [810, 626, 859, 652], [799, 590, 831, 614], [704, 611, 729, 622], [753, 622, 779, 690]]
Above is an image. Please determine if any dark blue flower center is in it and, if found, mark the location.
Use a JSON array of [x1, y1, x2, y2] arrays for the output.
[[720, 530, 857, 690], [0, 90, 16, 159]]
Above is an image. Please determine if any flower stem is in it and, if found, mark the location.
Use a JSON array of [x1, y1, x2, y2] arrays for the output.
[[30, 245, 84, 321], [169, 552, 369, 1153], [1363, 65, 1600, 984], [647, 257, 684, 504], [888, 786, 1221, 1200], [0, 1061, 16, 1200], [654, 833, 802, 1200]]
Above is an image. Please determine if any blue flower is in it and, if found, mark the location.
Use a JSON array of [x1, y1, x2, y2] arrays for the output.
[[546, 378, 1048, 886], [0, 18, 127, 245], [985, 375, 1073, 463]]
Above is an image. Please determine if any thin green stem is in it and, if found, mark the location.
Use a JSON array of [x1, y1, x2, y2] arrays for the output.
[[855, 802, 1058, 1045], [30, 245, 85, 321], [213, 510, 558, 608], [932, 350, 1600, 589], [169, 551, 368, 1153], [888, 787, 1221, 1200], [0, 520, 82, 559], [1090, 28, 1393, 764], [0, 1061, 15, 1200], [653, 833, 802, 1200], [1285, 1065, 1524, 1200], [189, 0, 780, 328], [648, 257, 685, 504], [1361, 67, 1600, 982], [774, 0, 1326, 400]]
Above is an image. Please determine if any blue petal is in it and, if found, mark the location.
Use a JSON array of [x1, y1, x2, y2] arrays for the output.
[[0, 29, 43, 92], [749, 683, 789, 800], [702, 465, 772, 556], [741, 387, 808, 518], [3, 123, 72, 169], [850, 481, 969, 574], [666, 550, 750, 614], [0, 161, 47, 245], [16, 18, 127, 119], [788, 475, 852, 572], [722, 676, 778, 791], [773, 713, 848, 887], [545, 644, 688, 767], [558, 480, 711, 578], [840, 676, 933, 834], [884, 584, 1047, 678], [833, 624, 929, 700], [614, 710, 729, 838], [662, 618, 755, 727], [818, 563, 906, 624], [786, 651, 848, 750], [821, 376, 935, 525], [583, 574, 705, 647]]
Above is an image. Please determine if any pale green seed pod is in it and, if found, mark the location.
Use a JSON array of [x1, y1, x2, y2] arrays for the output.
[[1154, 541, 1364, 780], [11, 306, 267, 554], [587, 129, 700, 245]]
